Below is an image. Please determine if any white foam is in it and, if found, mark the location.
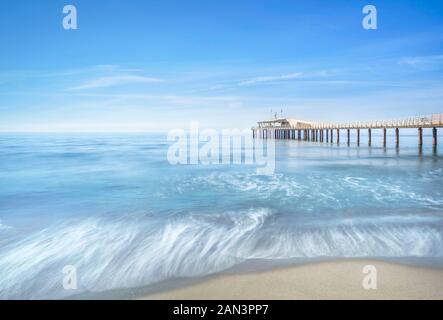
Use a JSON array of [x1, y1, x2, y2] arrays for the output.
[[181, 171, 443, 208], [0, 208, 442, 299]]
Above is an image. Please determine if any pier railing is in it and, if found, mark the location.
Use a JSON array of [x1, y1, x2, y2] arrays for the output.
[[310, 114, 443, 130]]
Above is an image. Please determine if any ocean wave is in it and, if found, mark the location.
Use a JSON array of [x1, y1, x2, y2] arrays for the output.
[[0, 208, 442, 299], [0, 209, 271, 299], [179, 171, 443, 208]]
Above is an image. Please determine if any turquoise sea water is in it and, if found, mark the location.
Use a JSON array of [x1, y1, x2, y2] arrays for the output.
[[0, 132, 442, 299]]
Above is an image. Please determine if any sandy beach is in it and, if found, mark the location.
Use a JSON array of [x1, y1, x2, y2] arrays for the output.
[[141, 260, 443, 300]]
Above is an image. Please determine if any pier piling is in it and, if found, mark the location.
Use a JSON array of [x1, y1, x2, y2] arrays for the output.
[[396, 128, 400, 147], [368, 128, 372, 147], [433, 127, 438, 146], [418, 127, 423, 146]]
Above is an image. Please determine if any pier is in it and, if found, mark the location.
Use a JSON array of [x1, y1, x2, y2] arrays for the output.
[[252, 114, 443, 147]]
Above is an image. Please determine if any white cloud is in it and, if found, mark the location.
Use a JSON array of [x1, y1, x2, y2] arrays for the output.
[[68, 75, 164, 90], [238, 72, 303, 86], [398, 54, 443, 66]]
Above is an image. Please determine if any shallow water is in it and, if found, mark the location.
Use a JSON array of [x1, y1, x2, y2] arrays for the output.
[[0, 132, 442, 299]]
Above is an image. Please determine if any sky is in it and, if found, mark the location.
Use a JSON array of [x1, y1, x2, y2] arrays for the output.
[[0, 0, 442, 132]]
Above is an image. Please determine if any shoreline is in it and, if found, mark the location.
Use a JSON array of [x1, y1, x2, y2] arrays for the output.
[[140, 259, 443, 300]]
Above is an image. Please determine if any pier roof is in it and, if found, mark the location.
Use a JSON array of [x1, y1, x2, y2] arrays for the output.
[[257, 118, 313, 129]]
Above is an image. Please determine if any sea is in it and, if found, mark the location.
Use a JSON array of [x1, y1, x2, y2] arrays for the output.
[[0, 131, 442, 299]]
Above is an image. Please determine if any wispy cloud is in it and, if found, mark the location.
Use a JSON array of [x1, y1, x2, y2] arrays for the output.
[[69, 75, 164, 90], [0, 65, 149, 86], [399, 54, 443, 66], [237, 70, 336, 86], [238, 72, 303, 86]]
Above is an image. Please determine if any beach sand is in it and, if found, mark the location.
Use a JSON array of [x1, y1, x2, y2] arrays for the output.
[[141, 260, 443, 300]]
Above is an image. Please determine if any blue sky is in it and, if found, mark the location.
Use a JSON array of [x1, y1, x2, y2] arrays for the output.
[[0, 0, 442, 132]]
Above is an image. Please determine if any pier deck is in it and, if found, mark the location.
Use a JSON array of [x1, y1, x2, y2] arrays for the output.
[[252, 114, 443, 146]]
